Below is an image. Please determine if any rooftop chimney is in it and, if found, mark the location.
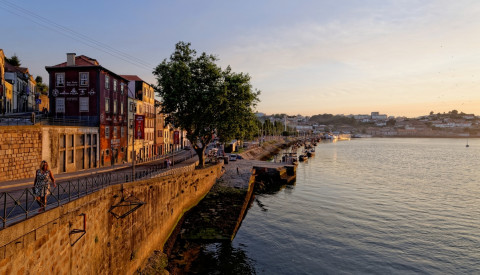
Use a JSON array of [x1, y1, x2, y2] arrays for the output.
[[67, 53, 76, 66]]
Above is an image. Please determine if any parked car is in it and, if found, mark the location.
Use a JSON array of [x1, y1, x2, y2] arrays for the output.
[[236, 155, 243, 160], [229, 154, 237, 161]]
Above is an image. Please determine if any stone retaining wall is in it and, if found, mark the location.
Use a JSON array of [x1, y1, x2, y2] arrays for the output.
[[0, 163, 222, 274], [0, 126, 42, 181]]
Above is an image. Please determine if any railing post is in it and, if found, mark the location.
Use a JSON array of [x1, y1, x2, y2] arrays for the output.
[[57, 183, 60, 207], [25, 190, 28, 220], [69, 181, 71, 202], [3, 193, 7, 229]]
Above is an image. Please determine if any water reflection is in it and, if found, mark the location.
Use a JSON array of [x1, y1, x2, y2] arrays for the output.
[[168, 240, 256, 274]]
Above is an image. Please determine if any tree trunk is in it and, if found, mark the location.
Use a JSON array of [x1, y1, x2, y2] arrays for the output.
[[195, 147, 206, 168]]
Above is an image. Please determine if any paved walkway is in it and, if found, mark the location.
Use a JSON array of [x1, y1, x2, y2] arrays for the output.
[[0, 150, 192, 191]]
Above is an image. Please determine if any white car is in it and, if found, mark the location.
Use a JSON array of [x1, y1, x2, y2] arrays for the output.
[[229, 154, 237, 161]]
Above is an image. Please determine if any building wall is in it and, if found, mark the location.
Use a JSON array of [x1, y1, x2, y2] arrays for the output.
[[4, 82, 12, 113], [38, 94, 49, 112], [0, 50, 4, 114], [0, 162, 222, 275], [154, 102, 164, 155], [47, 58, 128, 167], [41, 126, 99, 174], [0, 126, 42, 181], [0, 125, 99, 182]]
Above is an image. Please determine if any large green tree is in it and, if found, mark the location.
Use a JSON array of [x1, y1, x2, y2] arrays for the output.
[[153, 42, 260, 167]]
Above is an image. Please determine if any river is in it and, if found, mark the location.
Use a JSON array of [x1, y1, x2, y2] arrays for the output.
[[174, 138, 480, 274]]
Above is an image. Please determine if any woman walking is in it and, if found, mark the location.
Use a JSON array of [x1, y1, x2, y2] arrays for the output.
[[33, 160, 56, 212]]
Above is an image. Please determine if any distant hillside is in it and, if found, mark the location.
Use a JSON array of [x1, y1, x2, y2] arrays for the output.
[[309, 114, 358, 126]]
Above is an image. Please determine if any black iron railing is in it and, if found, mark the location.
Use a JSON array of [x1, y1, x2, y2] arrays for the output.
[[0, 154, 194, 230], [0, 114, 98, 127]]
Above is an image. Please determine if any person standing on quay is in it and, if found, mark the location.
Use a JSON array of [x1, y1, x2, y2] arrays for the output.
[[33, 160, 56, 212]]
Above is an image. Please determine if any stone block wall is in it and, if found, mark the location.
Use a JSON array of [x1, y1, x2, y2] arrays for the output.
[[0, 126, 42, 181], [0, 162, 222, 274]]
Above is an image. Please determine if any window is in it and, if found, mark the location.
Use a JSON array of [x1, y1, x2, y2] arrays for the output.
[[105, 98, 110, 113], [79, 97, 89, 112], [105, 75, 110, 89], [130, 102, 134, 112], [56, 73, 65, 87], [68, 150, 74, 163], [113, 99, 117, 114], [113, 127, 117, 138], [113, 79, 117, 92], [80, 72, 89, 86], [56, 97, 65, 113], [158, 130, 162, 137], [68, 135, 74, 147], [120, 102, 124, 114], [105, 126, 110, 138], [60, 134, 65, 148], [120, 83, 124, 94], [121, 127, 125, 137], [105, 149, 110, 156]]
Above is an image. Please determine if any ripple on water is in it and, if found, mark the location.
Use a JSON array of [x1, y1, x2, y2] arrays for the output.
[[193, 139, 480, 274]]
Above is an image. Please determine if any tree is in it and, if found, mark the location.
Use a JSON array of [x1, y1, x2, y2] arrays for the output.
[[6, 54, 21, 66], [153, 42, 260, 167], [35, 76, 48, 95], [215, 66, 260, 143]]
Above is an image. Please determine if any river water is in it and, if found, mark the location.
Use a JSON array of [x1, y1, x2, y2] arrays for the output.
[[180, 138, 480, 274]]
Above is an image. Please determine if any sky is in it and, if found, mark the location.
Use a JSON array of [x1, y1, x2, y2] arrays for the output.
[[1, 0, 479, 117]]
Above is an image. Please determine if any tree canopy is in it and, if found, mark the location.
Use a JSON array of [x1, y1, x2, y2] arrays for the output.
[[6, 54, 21, 66], [153, 42, 260, 167], [35, 76, 48, 95]]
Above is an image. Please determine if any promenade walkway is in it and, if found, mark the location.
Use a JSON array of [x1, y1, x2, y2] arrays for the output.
[[0, 149, 192, 191], [0, 150, 197, 229]]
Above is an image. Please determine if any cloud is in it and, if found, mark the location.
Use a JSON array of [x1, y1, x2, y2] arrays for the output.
[[213, 1, 480, 116]]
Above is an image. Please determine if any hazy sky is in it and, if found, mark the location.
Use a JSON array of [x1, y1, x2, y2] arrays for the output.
[[1, 0, 479, 117]]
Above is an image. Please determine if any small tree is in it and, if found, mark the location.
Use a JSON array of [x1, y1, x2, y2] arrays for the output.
[[154, 42, 260, 167], [35, 76, 48, 95], [6, 54, 21, 66]]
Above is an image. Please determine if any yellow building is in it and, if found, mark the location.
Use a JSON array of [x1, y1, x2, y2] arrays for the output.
[[4, 81, 12, 113], [122, 75, 156, 162], [0, 49, 4, 113]]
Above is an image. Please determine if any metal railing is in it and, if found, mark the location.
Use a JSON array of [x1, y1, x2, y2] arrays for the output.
[[0, 153, 194, 230], [0, 114, 98, 127], [0, 115, 35, 126]]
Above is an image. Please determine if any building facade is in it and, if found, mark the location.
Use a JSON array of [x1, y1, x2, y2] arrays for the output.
[[46, 53, 128, 168], [121, 75, 155, 160], [4, 62, 30, 113], [4, 81, 12, 113], [0, 49, 4, 114], [154, 99, 164, 155]]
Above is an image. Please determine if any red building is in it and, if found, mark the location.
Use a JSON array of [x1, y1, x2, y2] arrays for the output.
[[46, 53, 128, 167]]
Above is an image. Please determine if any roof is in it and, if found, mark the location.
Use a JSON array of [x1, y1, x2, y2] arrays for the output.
[[49, 55, 99, 67], [119, 75, 144, 82], [4, 61, 29, 75], [45, 54, 128, 82]]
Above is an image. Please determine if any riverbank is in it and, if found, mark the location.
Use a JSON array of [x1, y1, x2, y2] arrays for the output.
[[139, 138, 296, 274]]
